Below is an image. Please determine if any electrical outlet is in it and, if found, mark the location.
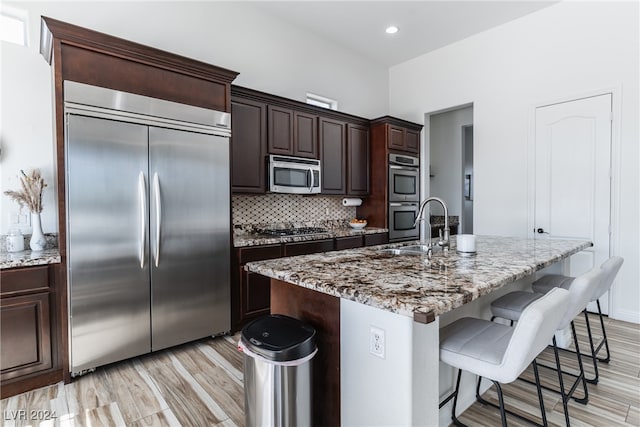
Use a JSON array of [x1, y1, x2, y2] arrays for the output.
[[369, 326, 385, 359]]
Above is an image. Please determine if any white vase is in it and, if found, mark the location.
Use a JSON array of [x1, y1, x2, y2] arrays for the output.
[[30, 212, 46, 251]]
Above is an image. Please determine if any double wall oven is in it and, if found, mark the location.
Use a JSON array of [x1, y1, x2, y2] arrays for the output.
[[388, 153, 420, 241]]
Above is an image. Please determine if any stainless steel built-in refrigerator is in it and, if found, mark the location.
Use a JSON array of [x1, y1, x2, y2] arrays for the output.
[[64, 82, 230, 375]]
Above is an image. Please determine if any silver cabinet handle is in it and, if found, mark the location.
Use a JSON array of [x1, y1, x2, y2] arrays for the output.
[[153, 173, 162, 267], [138, 172, 146, 269]]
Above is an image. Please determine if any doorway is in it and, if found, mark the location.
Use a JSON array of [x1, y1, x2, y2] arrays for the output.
[[424, 105, 473, 238], [533, 93, 612, 313]]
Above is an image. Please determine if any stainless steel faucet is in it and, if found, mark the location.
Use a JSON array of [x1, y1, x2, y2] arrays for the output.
[[413, 196, 450, 250]]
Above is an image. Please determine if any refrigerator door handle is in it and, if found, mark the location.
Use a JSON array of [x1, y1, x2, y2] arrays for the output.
[[138, 171, 146, 269], [153, 172, 162, 267]]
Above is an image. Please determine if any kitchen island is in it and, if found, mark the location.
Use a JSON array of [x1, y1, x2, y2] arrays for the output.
[[245, 236, 591, 426]]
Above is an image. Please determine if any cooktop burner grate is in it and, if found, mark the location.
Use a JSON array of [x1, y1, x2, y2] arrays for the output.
[[258, 227, 328, 236]]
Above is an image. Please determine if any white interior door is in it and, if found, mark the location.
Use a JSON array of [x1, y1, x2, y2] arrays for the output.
[[534, 94, 612, 313]]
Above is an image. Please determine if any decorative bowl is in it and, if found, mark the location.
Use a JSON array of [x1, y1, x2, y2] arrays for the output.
[[349, 221, 367, 229]]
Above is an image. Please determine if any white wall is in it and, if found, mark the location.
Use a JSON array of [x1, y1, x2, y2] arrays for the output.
[[0, 1, 389, 235], [389, 1, 639, 322]]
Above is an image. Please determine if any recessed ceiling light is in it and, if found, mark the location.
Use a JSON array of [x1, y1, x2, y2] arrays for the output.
[[385, 26, 399, 35]]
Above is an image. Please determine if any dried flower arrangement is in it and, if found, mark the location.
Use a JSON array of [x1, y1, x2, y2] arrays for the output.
[[3, 169, 48, 213]]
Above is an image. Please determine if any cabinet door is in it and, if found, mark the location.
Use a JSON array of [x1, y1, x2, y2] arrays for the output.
[[320, 117, 347, 194], [294, 112, 318, 158], [268, 106, 294, 155], [231, 98, 267, 193], [1, 293, 52, 381], [241, 270, 271, 319], [335, 236, 363, 250], [284, 239, 335, 256], [364, 233, 389, 246], [387, 125, 406, 151], [405, 129, 420, 154], [347, 124, 370, 195]]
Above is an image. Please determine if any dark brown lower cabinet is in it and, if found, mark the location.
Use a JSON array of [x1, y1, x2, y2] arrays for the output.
[[335, 236, 363, 250], [0, 264, 61, 398], [1, 293, 52, 380], [364, 232, 389, 246], [283, 239, 334, 257], [232, 234, 386, 331], [233, 244, 282, 331]]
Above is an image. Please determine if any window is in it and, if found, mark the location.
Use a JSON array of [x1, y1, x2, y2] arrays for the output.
[[306, 93, 338, 111], [1, 7, 28, 46]]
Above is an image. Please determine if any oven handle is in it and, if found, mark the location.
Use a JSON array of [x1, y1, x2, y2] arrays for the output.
[[389, 165, 419, 172], [390, 202, 419, 207]]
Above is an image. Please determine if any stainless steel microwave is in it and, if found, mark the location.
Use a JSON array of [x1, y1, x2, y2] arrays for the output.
[[268, 155, 321, 194]]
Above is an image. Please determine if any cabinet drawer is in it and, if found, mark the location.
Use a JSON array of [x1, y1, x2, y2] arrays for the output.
[[284, 239, 334, 257], [237, 244, 282, 265], [364, 233, 389, 247], [335, 236, 363, 251], [0, 266, 50, 296]]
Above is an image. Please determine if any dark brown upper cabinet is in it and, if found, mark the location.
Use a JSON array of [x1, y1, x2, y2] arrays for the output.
[[347, 124, 370, 196], [268, 106, 294, 155], [231, 96, 267, 193], [230, 86, 370, 195], [267, 106, 318, 158], [294, 111, 318, 158], [320, 117, 347, 194], [385, 123, 421, 155]]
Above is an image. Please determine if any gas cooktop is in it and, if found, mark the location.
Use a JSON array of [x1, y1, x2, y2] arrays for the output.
[[257, 227, 328, 237]]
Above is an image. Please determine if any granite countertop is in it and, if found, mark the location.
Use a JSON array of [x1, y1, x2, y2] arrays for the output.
[[0, 249, 61, 270], [234, 227, 388, 248], [245, 236, 592, 323]]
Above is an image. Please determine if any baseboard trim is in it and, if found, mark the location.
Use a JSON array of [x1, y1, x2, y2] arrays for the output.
[[610, 308, 640, 324]]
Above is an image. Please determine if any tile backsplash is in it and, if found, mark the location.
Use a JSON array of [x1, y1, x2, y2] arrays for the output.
[[232, 194, 356, 226]]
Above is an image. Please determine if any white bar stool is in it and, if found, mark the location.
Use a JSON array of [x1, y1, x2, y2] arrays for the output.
[[439, 288, 570, 427], [489, 266, 605, 426], [532, 256, 624, 384]]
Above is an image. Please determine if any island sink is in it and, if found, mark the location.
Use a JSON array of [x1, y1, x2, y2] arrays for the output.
[[379, 243, 443, 256]]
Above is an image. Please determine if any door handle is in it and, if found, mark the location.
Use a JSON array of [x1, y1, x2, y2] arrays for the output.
[[537, 228, 548, 234], [153, 173, 162, 267], [138, 172, 146, 269], [308, 167, 314, 192]]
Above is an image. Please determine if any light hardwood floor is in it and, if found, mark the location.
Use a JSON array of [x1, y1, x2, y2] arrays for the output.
[[1, 315, 638, 426]]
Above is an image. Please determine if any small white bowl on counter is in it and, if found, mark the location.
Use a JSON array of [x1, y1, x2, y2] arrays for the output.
[[349, 221, 367, 230]]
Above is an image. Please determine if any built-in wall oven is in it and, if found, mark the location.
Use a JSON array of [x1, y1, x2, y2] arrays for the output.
[[389, 202, 420, 241], [388, 153, 419, 202], [388, 154, 420, 241]]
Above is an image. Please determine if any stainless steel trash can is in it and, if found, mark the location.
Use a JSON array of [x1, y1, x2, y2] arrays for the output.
[[239, 314, 317, 427]]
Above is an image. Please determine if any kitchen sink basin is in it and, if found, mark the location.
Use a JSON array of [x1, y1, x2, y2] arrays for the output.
[[379, 244, 442, 256]]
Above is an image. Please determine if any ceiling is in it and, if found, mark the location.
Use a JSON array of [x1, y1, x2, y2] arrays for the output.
[[249, 1, 558, 67]]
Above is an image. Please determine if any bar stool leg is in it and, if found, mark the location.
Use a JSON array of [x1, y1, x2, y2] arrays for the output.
[[552, 337, 571, 427], [532, 360, 548, 427], [492, 381, 509, 427], [596, 300, 611, 363], [583, 310, 600, 384], [451, 369, 466, 427], [570, 321, 589, 405]]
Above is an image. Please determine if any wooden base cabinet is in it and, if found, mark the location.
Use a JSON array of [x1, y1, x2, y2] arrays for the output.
[[0, 265, 62, 398], [232, 235, 387, 332]]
